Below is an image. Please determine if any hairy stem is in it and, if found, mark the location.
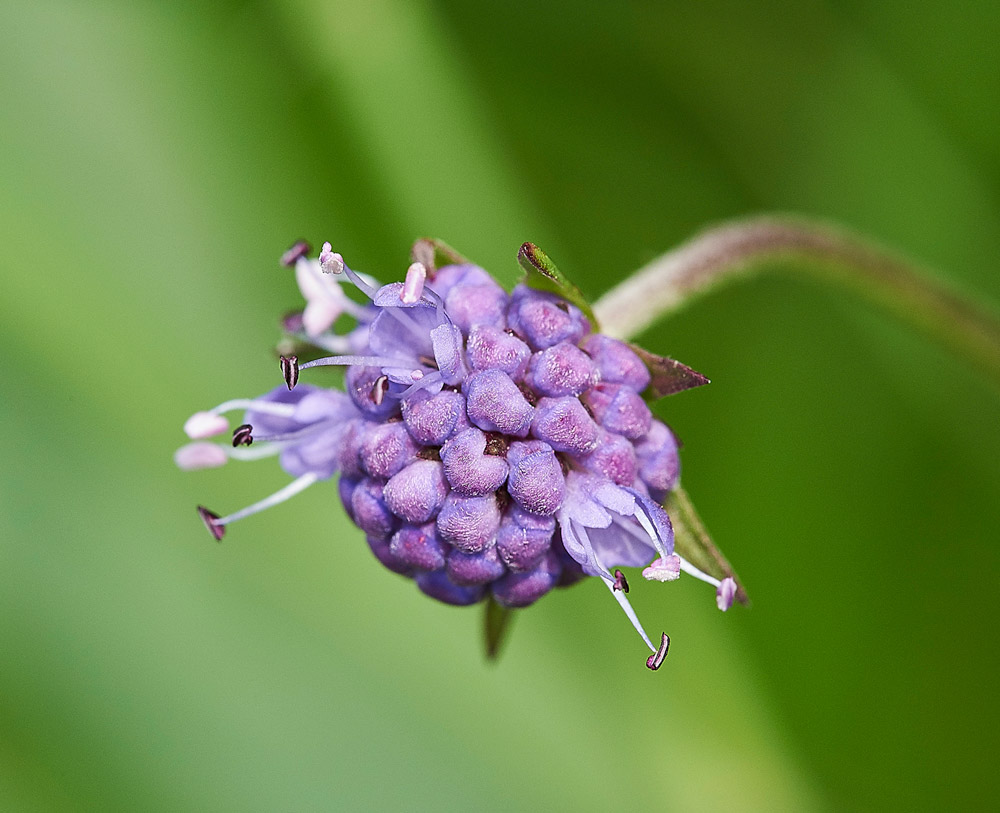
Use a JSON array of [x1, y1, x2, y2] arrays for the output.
[[593, 216, 1000, 392]]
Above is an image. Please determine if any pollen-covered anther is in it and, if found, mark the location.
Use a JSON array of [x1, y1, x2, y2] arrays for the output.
[[613, 569, 629, 593], [319, 242, 345, 274], [642, 554, 681, 582], [174, 442, 228, 471], [197, 506, 226, 541], [280, 355, 299, 390], [716, 577, 738, 612], [280, 240, 311, 267], [231, 424, 254, 447], [183, 411, 229, 439], [400, 262, 427, 304], [646, 632, 670, 671]]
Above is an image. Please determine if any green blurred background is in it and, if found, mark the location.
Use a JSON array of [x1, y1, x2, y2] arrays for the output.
[[2, 1, 998, 810]]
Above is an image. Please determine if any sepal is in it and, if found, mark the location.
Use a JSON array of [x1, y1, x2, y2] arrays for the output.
[[630, 344, 710, 399], [517, 242, 599, 327], [666, 485, 748, 605], [483, 594, 515, 661], [411, 238, 471, 275]]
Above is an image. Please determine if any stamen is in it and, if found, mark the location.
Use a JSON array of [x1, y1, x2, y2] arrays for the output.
[[401, 261, 427, 304], [184, 411, 229, 439], [604, 576, 656, 652], [613, 569, 629, 593], [321, 240, 378, 297], [716, 577, 737, 612], [175, 442, 228, 470], [631, 502, 671, 561], [300, 354, 415, 371], [213, 472, 319, 527], [642, 555, 681, 582], [677, 556, 722, 588], [232, 424, 254, 447], [319, 242, 345, 274], [372, 375, 389, 406], [646, 633, 670, 671], [210, 399, 297, 419], [197, 506, 226, 541], [281, 240, 311, 267], [280, 355, 299, 390]]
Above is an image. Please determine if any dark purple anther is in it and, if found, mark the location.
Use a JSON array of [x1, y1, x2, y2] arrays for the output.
[[280, 355, 299, 390], [232, 424, 254, 447], [613, 569, 629, 593], [280, 240, 311, 267], [371, 375, 389, 406], [646, 632, 670, 671], [196, 506, 225, 541]]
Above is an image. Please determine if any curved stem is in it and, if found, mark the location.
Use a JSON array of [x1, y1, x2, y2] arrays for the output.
[[593, 216, 1000, 392]]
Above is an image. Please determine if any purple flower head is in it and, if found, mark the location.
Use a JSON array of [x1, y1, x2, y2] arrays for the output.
[[178, 239, 734, 669]]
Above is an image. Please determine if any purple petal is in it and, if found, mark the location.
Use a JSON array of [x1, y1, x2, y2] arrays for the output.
[[430, 322, 467, 386]]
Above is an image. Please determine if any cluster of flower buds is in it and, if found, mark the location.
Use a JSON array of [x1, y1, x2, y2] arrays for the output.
[[176, 239, 738, 669]]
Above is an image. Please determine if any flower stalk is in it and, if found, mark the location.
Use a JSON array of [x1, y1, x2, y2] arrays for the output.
[[594, 216, 1000, 393]]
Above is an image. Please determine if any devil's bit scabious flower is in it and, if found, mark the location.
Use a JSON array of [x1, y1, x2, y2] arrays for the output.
[[177, 239, 738, 669]]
